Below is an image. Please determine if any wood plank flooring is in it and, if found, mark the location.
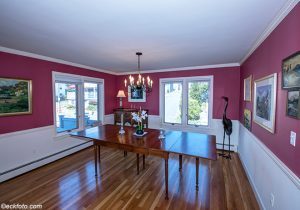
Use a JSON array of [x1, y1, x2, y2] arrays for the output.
[[0, 147, 259, 210]]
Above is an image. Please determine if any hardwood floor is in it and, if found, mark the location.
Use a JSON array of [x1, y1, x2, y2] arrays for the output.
[[0, 147, 259, 210]]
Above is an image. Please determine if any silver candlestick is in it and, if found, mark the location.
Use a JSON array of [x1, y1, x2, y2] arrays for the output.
[[158, 129, 165, 139], [158, 117, 165, 139], [119, 113, 125, 134]]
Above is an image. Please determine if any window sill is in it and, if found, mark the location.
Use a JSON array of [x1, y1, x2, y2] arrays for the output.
[[162, 124, 214, 134]]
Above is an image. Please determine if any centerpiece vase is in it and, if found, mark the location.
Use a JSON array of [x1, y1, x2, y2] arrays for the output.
[[136, 123, 144, 135]]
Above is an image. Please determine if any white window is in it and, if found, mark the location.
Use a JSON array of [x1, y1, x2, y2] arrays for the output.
[[53, 72, 104, 134], [160, 76, 213, 130]]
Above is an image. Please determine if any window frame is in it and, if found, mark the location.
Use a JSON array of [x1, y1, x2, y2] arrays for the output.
[[52, 71, 104, 136], [159, 76, 213, 132]]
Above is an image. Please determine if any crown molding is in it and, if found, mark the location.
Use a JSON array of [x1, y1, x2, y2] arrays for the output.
[[0, 46, 118, 75], [0, 46, 240, 76], [118, 63, 240, 75], [240, 0, 299, 65]]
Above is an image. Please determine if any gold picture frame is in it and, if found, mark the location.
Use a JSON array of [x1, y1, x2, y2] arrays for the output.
[[0, 77, 32, 116], [244, 75, 252, 101]]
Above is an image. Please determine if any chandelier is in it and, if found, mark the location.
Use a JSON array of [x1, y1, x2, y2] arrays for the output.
[[124, 52, 153, 93]]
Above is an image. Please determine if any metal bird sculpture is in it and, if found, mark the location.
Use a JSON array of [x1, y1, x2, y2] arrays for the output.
[[220, 96, 232, 159], [222, 96, 232, 136]]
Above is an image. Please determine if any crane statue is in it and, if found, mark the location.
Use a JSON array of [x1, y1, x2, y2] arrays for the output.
[[220, 96, 232, 159]]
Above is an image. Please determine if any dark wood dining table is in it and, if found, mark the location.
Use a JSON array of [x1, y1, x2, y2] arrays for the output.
[[71, 124, 217, 199]]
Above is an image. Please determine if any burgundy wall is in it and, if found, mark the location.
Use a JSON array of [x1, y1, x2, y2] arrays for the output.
[[0, 52, 117, 134], [240, 3, 300, 177], [116, 66, 241, 120]]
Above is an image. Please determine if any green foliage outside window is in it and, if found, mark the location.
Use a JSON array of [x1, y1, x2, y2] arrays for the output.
[[188, 82, 208, 122]]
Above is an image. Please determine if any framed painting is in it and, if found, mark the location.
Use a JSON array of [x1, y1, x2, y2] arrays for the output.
[[128, 86, 146, 102], [244, 75, 252, 101], [244, 109, 251, 130], [286, 89, 300, 119], [282, 51, 300, 89], [253, 73, 277, 133], [0, 78, 32, 116]]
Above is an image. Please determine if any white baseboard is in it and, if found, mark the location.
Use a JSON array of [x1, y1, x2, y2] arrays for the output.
[[238, 123, 300, 210]]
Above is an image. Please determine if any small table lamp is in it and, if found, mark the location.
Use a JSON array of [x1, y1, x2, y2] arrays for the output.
[[117, 90, 126, 108]]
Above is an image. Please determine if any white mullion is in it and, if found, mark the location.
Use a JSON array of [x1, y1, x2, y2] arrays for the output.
[[98, 83, 104, 124], [182, 80, 187, 126], [77, 82, 84, 130], [97, 83, 100, 123], [162, 83, 165, 123]]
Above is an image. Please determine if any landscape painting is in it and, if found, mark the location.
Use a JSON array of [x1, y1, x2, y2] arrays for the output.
[[287, 90, 300, 119], [0, 78, 32, 116], [256, 85, 271, 120], [253, 73, 277, 133], [244, 109, 251, 130], [282, 51, 300, 89]]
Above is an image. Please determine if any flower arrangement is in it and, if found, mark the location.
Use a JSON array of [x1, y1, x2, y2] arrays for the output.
[[131, 109, 148, 134]]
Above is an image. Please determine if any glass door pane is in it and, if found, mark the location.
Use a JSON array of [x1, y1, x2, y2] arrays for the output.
[[164, 82, 182, 124], [84, 82, 99, 127], [55, 82, 78, 132], [188, 81, 209, 126]]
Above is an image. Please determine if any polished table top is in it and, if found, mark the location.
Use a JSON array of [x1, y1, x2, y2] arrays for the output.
[[71, 124, 217, 160]]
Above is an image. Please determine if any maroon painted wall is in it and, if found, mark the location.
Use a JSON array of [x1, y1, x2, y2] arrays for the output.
[[240, 3, 300, 177], [0, 52, 117, 134], [117, 66, 241, 120]]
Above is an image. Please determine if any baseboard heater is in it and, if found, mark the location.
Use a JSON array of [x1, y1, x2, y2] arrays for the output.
[[0, 142, 91, 176], [216, 143, 235, 151]]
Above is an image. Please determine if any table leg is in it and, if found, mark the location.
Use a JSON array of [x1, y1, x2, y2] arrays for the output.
[[124, 151, 127, 157], [165, 157, 169, 200], [94, 145, 98, 176], [143, 154, 145, 169], [179, 155, 182, 171], [196, 157, 199, 191], [136, 153, 140, 175], [98, 145, 101, 163]]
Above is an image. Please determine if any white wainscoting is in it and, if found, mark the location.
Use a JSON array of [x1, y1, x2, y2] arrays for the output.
[[103, 114, 114, 125], [238, 123, 300, 210], [0, 126, 92, 182]]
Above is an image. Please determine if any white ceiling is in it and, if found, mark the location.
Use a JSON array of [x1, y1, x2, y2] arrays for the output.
[[0, 0, 296, 73]]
